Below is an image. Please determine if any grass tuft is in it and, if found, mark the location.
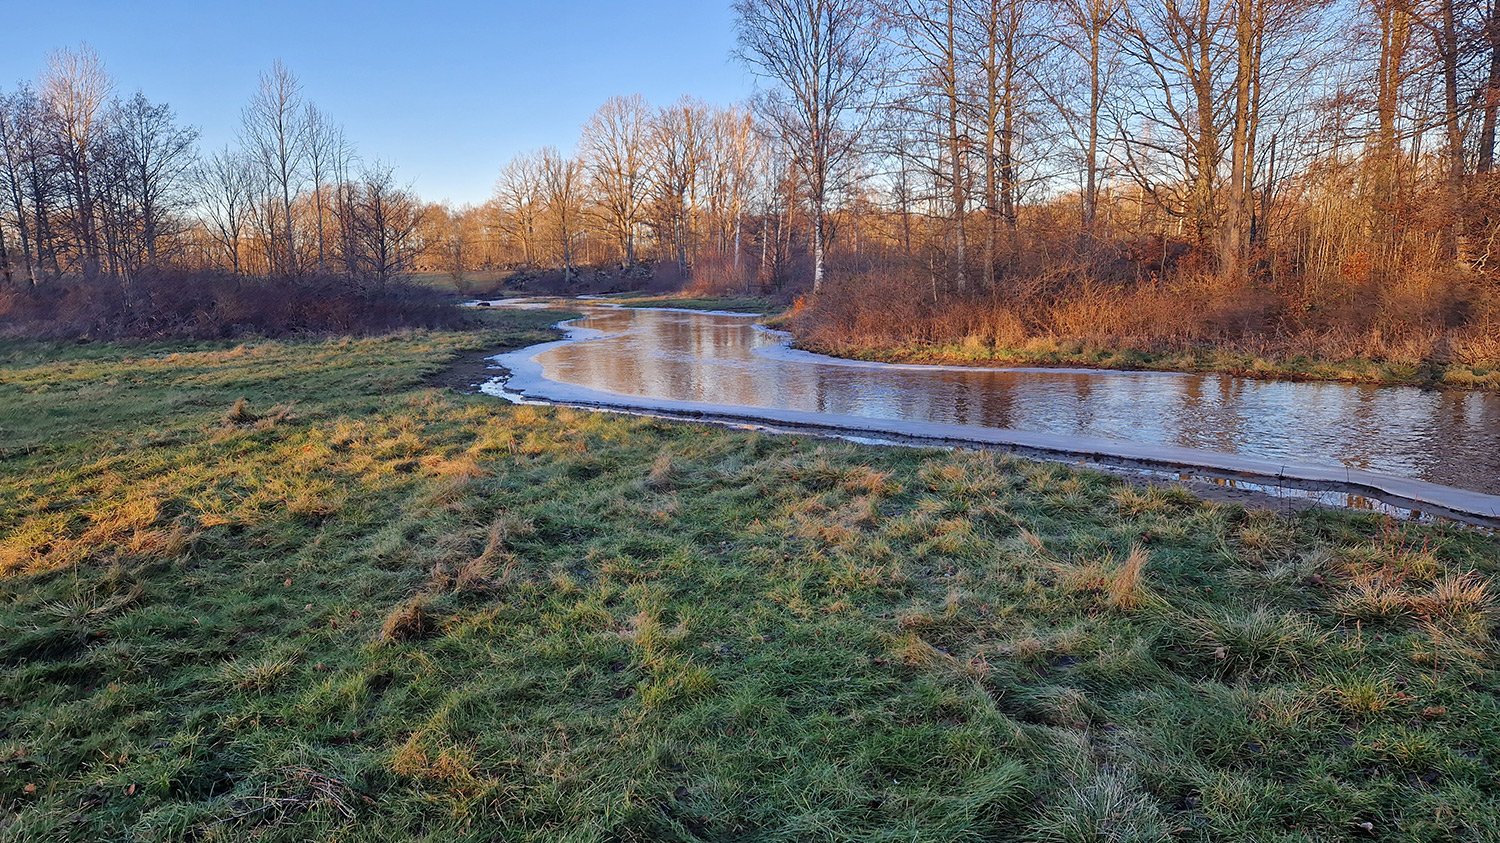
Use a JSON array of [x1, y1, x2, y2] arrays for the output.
[[224, 397, 257, 425], [1108, 544, 1152, 611], [379, 594, 436, 644]]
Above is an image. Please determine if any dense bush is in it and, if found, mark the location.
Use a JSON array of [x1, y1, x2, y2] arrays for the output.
[[494, 262, 674, 298], [0, 271, 470, 340], [795, 263, 1500, 373]]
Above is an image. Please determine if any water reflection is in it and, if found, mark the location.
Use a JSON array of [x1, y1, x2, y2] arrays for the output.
[[529, 307, 1500, 495]]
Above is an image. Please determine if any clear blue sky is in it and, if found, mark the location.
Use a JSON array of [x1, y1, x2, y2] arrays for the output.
[[0, 1, 754, 206]]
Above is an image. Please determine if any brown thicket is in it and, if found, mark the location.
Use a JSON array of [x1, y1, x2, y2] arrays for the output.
[[755, 0, 1500, 369], [0, 271, 465, 340]]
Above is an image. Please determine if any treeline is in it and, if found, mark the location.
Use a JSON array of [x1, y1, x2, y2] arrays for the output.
[[450, 0, 1500, 367], [417, 96, 772, 291], [741, 0, 1500, 365], [0, 48, 428, 285]]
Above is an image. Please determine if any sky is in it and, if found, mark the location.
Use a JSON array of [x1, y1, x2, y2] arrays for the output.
[[0, 1, 756, 206]]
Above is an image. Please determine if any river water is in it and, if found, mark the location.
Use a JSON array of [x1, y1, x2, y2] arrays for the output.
[[487, 304, 1500, 517]]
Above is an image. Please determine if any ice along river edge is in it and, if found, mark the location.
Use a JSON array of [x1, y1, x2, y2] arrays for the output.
[[478, 306, 1500, 527]]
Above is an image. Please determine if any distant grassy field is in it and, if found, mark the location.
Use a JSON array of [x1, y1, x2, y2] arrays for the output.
[[601, 292, 784, 316], [403, 270, 514, 296], [2, 308, 1499, 841]]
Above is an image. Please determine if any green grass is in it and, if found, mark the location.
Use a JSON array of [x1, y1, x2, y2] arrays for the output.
[[402, 271, 515, 297], [603, 292, 784, 316], [804, 338, 1500, 390], [2, 309, 1499, 841]]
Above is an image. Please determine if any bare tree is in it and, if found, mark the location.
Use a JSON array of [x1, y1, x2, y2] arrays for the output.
[[198, 146, 253, 273], [0, 88, 42, 284], [886, 0, 971, 291], [330, 128, 360, 277], [1116, 0, 1228, 255], [111, 91, 198, 271], [648, 97, 711, 275], [706, 106, 762, 278], [494, 151, 545, 268], [538, 146, 585, 281], [41, 44, 113, 280], [342, 162, 423, 281], [12, 86, 63, 279], [242, 60, 305, 276], [1049, 0, 1122, 238], [581, 94, 650, 267], [303, 103, 343, 272], [735, 0, 884, 290]]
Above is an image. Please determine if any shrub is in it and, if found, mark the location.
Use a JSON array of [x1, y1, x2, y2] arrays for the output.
[[0, 270, 470, 340]]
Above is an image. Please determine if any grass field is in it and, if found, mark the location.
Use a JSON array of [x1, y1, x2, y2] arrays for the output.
[[2, 308, 1498, 842], [600, 292, 784, 316]]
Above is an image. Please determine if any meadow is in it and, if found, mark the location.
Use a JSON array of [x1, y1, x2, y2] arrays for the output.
[[1, 307, 1498, 842]]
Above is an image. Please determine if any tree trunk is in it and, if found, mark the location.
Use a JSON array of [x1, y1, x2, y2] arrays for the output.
[[811, 187, 825, 292], [946, 0, 967, 294], [1220, 0, 1256, 281], [1480, 0, 1500, 172], [1083, 9, 1102, 236], [0, 223, 12, 285], [1439, 0, 1465, 259]]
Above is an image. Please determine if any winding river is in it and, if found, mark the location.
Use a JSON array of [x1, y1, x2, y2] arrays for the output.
[[483, 303, 1500, 522]]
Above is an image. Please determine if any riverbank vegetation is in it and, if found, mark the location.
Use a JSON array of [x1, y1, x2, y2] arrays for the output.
[[0, 272, 467, 341], [3, 306, 1499, 841], [446, 0, 1500, 389], [790, 282, 1500, 389]]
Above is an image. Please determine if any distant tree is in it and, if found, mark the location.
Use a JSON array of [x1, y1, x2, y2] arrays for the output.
[[0, 87, 44, 284], [197, 146, 253, 274], [581, 94, 651, 267], [494, 151, 545, 268], [242, 60, 305, 276], [734, 0, 884, 290], [538, 146, 585, 281], [342, 162, 423, 281], [303, 103, 344, 273], [110, 91, 198, 273], [9, 86, 65, 280], [705, 106, 761, 277], [41, 45, 112, 280], [648, 98, 711, 275]]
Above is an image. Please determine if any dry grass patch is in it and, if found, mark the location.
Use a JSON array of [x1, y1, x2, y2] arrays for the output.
[[379, 594, 437, 644], [645, 449, 676, 491]]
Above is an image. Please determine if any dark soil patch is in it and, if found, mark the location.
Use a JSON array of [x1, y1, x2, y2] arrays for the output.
[[424, 345, 509, 394]]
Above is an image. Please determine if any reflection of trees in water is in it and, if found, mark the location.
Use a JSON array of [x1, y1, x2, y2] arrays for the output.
[[535, 308, 1500, 494]]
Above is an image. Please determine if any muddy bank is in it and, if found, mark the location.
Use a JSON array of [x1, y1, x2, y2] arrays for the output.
[[424, 345, 510, 393]]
